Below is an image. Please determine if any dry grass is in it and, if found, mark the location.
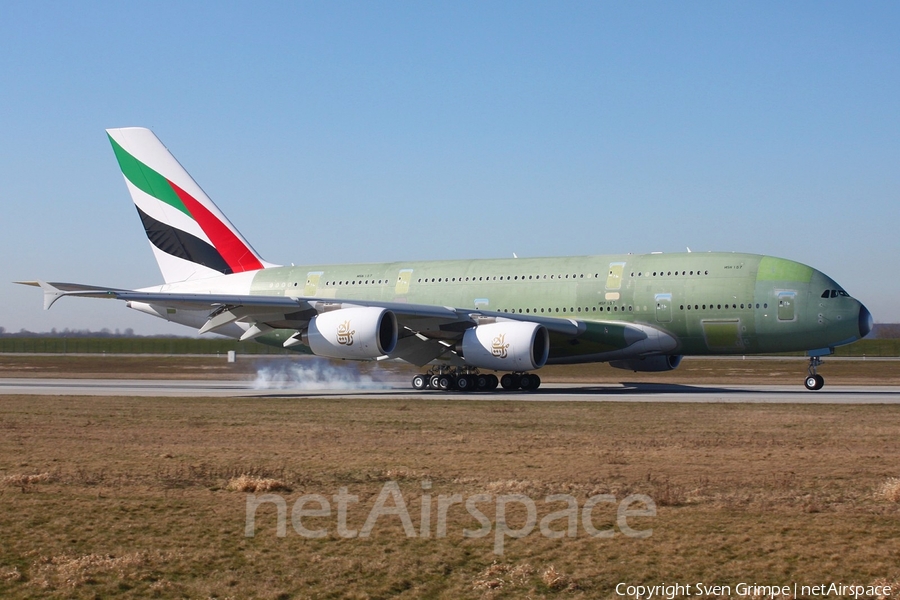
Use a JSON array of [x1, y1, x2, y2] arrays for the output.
[[2, 472, 51, 488], [31, 551, 168, 589], [541, 565, 573, 590], [873, 580, 900, 600], [0, 394, 899, 598], [876, 478, 900, 503], [225, 474, 291, 493], [472, 562, 537, 595]]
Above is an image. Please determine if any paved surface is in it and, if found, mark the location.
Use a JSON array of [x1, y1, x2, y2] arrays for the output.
[[1, 378, 900, 402]]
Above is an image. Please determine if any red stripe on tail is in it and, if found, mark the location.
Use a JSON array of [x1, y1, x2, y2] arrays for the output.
[[167, 180, 264, 273]]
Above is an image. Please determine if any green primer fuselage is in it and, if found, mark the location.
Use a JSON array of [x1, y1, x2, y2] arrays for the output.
[[248, 252, 867, 362]]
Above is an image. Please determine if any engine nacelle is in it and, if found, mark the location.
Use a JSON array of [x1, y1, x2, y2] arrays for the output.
[[461, 321, 549, 371], [609, 355, 683, 372], [306, 307, 398, 359]]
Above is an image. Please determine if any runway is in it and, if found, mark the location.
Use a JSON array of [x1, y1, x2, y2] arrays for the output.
[[2, 378, 900, 402]]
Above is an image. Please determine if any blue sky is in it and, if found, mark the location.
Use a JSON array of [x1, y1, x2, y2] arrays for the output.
[[2, 1, 899, 333]]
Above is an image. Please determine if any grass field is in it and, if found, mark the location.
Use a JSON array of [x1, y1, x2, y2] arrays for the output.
[[1, 392, 899, 599]]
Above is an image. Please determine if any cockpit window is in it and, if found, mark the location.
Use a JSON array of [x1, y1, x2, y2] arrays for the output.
[[822, 289, 851, 299]]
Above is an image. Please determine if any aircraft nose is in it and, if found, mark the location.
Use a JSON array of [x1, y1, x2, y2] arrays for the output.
[[858, 304, 873, 339]]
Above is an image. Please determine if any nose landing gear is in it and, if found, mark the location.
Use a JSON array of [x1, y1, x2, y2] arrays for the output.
[[804, 356, 825, 390]]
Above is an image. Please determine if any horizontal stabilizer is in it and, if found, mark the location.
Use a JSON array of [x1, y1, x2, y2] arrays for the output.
[[15, 280, 127, 311]]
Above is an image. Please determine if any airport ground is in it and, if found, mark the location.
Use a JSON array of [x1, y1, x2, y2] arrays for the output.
[[2, 353, 900, 386], [0, 356, 899, 598]]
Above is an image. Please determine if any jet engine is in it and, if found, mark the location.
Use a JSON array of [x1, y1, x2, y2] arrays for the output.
[[461, 321, 549, 371], [306, 307, 398, 359], [609, 355, 683, 372]]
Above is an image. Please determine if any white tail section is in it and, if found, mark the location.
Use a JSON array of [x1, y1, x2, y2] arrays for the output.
[[107, 127, 276, 283]]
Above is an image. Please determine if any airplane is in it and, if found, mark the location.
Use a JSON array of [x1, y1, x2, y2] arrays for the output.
[[19, 127, 873, 392]]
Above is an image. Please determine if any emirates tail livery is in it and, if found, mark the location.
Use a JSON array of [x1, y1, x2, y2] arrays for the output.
[[19, 127, 872, 391]]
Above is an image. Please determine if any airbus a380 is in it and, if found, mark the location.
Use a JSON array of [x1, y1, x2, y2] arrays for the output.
[[20, 128, 872, 391]]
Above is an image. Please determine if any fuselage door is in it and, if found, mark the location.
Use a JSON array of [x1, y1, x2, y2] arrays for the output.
[[395, 269, 413, 295], [777, 291, 796, 322], [606, 262, 626, 290], [655, 293, 673, 323], [304, 271, 323, 296]]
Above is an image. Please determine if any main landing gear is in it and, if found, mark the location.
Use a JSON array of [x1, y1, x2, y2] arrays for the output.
[[804, 356, 825, 391], [411, 368, 541, 393]]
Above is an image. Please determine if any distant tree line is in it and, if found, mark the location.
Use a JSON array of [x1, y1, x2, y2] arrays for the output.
[[0, 327, 198, 339], [873, 324, 900, 339]]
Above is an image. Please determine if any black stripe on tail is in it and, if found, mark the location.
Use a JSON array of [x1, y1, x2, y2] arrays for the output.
[[136, 206, 232, 275]]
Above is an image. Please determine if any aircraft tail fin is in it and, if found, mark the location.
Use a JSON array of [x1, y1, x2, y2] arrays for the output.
[[106, 127, 277, 284]]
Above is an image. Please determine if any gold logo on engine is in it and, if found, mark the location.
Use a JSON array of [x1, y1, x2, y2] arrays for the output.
[[337, 320, 356, 346], [491, 333, 509, 359]]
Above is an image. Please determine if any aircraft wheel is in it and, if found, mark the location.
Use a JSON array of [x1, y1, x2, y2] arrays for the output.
[[438, 375, 453, 390], [805, 375, 819, 391], [519, 373, 535, 391], [500, 373, 521, 390], [457, 375, 474, 391], [814, 374, 825, 390], [475, 374, 489, 391], [487, 374, 499, 391], [532, 374, 541, 390], [412, 374, 428, 390], [430, 375, 441, 389]]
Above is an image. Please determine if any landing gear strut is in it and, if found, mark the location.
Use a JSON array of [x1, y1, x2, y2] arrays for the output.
[[411, 368, 539, 393], [804, 357, 825, 391]]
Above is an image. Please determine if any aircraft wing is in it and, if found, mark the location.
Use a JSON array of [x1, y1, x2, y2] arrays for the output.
[[17, 280, 584, 334], [17, 281, 665, 366]]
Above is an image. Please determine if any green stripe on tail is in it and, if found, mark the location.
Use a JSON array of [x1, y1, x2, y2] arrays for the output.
[[108, 134, 191, 218]]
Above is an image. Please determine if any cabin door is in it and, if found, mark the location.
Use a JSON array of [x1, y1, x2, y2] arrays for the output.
[[655, 293, 673, 323]]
